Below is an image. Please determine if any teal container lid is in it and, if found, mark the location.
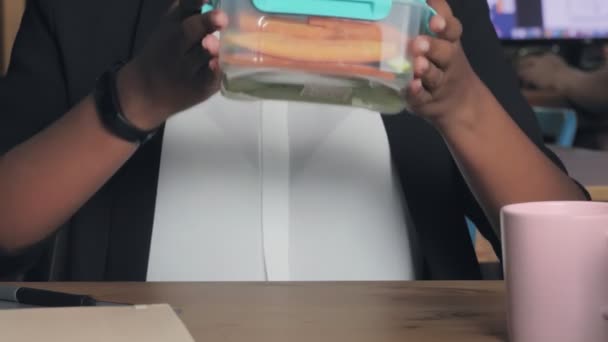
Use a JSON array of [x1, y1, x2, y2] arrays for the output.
[[202, 3, 215, 13], [204, 0, 434, 23], [251, 0, 392, 21]]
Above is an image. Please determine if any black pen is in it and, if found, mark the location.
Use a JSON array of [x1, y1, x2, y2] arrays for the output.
[[0, 285, 99, 307]]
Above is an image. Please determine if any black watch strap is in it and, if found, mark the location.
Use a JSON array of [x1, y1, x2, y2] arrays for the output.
[[94, 63, 157, 145]]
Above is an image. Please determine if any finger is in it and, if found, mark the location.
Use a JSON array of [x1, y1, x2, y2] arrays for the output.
[[517, 57, 541, 71], [518, 69, 544, 86], [430, 15, 462, 42], [519, 71, 542, 84], [186, 45, 222, 78], [184, 42, 216, 78], [410, 36, 454, 69], [516, 59, 539, 72], [209, 58, 220, 72], [414, 56, 429, 77], [202, 35, 220, 57], [182, 10, 228, 46], [196, 57, 222, 91], [517, 64, 536, 76], [414, 56, 444, 93], [427, 0, 454, 18], [405, 79, 433, 108], [517, 57, 536, 68]]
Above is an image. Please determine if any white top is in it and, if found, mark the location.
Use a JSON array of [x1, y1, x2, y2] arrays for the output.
[[147, 95, 416, 281]]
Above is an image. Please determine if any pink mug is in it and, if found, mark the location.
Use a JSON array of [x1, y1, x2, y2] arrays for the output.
[[501, 201, 608, 342]]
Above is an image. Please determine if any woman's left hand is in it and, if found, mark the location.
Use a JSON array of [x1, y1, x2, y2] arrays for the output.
[[404, 0, 486, 130]]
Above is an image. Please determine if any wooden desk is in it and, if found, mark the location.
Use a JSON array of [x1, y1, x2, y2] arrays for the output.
[[476, 238, 499, 266], [7, 282, 507, 342]]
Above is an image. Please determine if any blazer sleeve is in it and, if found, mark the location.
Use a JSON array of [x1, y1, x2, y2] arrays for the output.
[[0, 0, 68, 277], [452, 0, 590, 258]]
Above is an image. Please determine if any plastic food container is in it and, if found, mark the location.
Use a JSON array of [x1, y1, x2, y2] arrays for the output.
[[204, 0, 436, 114]]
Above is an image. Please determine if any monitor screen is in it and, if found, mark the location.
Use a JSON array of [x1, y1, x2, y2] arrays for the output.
[[488, 0, 608, 40]]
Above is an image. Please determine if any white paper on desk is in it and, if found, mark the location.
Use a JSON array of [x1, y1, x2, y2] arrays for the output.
[[0, 304, 194, 342]]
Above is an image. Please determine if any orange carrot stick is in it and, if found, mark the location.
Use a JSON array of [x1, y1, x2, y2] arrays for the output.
[[239, 13, 339, 39], [224, 32, 399, 63], [222, 52, 396, 81], [308, 17, 404, 42]]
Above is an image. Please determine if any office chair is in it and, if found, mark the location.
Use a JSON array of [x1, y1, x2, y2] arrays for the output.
[[534, 107, 578, 147]]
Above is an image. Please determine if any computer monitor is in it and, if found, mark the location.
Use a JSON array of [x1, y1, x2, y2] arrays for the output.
[[488, 0, 608, 41]]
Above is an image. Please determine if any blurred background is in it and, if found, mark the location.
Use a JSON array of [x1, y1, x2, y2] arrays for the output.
[[490, 0, 607, 60]]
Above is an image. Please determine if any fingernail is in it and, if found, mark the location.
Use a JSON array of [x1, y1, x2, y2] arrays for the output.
[[214, 11, 228, 26], [419, 58, 429, 73], [202, 36, 218, 50], [411, 79, 422, 93], [417, 39, 430, 53], [209, 59, 219, 71], [436, 16, 447, 31]]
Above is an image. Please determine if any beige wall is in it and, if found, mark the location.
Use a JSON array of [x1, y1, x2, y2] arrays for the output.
[[1, 0, 26, 73]]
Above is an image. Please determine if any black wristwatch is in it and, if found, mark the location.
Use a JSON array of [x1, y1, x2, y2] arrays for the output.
[[94, 63, 157, 145]]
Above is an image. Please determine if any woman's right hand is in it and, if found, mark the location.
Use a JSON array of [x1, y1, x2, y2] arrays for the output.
[[116, 0, 228, 131], [517, 53, 573, 93]]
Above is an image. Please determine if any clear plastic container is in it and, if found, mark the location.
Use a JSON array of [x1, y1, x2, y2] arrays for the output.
[[207, 0, 435, 114]]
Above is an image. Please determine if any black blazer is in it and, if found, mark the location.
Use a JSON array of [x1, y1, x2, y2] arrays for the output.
[[0, 0, 581, 280]]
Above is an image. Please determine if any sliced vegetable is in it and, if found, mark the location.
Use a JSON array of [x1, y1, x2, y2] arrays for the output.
[[386, 57, 412, 73], [239, 13, 339, 39], [224, 32, 399, 63], [308, 16, 404, 42]]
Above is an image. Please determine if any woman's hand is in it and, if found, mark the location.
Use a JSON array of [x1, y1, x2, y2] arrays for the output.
[[117, 0, 228, 130], [517, 53, 574, 92], [404, 0, 486, 130], [402, 0, 587, 233]]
